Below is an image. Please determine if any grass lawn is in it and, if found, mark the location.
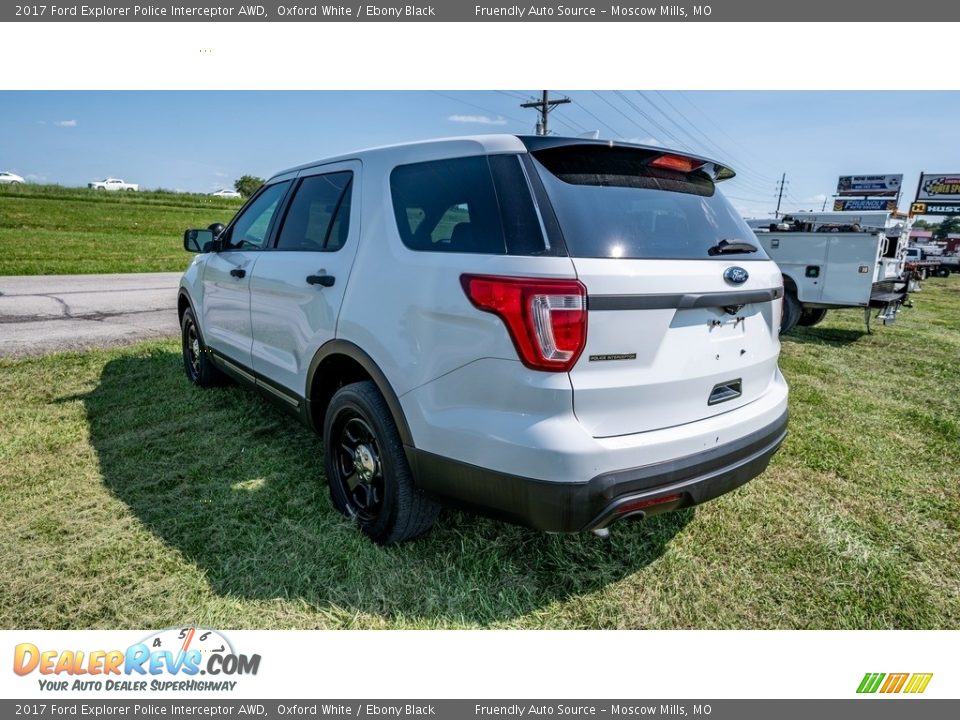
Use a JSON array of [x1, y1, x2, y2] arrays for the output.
[[0, 184, 242, 275], [1, 280, 958, 629]]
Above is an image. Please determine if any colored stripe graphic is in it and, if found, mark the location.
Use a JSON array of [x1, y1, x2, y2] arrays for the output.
[[880, 673, 909, 693], [857, 673, 885, 693], [904, 673, 933, 694], [857, 672, 933, 694]]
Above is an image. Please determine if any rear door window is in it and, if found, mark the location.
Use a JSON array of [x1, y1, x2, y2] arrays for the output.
[[390, 155, 553, 255], [531, 145, 767, 261]]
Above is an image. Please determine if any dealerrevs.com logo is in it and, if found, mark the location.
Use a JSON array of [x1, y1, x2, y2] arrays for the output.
[[13, 627, 260, 692]]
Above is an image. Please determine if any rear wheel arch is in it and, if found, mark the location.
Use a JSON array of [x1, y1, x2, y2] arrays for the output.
[[306, 341, 414, 448]]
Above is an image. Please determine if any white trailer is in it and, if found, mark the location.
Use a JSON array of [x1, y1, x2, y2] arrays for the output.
[[749, 211, 909, 333]]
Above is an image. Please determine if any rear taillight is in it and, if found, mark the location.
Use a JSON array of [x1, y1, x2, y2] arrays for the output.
[[460, 274, 587, 372]]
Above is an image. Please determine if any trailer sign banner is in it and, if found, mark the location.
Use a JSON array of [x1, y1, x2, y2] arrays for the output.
[[836, 174, 902, 197], [916, 173, 960, 202], [833, 199, 898, 211]]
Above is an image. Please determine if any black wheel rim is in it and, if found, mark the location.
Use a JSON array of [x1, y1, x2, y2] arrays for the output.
[[184, 320, 201, 381], [332, 412, 385, 523]]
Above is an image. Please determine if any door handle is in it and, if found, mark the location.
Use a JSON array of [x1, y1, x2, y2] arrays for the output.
[[230, 268, 246, 279], [306, 274, 335, 287]]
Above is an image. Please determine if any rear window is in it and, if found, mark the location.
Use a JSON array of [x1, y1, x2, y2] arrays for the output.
[[532, 145, 768, 261], [390, 155, 553, 255]]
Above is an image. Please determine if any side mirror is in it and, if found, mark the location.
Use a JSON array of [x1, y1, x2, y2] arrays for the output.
[[184, 228, 214, 253]]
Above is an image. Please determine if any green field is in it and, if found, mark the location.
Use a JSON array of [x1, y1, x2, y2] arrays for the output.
[[0, 184, 242, 275], [1, 281, 959, 630]]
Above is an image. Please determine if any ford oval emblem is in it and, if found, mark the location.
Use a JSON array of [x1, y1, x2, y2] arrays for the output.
[[724, 266, 749, 284]]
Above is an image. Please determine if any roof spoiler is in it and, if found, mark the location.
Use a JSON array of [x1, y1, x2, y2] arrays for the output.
[[517, 135, 736, 183]]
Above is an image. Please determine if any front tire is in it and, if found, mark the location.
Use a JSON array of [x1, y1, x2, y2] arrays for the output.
[[181, 307, 226, 387], [324, 381, 440, 544]]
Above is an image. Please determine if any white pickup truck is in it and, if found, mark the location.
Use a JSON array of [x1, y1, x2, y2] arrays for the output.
[[749, 211, 909, 333], [88, 177, 138, 192]]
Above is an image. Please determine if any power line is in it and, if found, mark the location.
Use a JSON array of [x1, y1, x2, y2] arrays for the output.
[[612, 90, 695, 152], [677, 91, 776, 169], [634, 91, 779, 196], [550, 107, 590, 134], [591, 91, 654, 140], [646, 91, 779, 184], [431, 91, 529, 127], [495, 90, 531, 101], [722, 175, 785, 198], [566, 93, 624, 138]]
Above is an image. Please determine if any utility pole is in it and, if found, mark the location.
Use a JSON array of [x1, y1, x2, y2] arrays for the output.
[[521, 91, 571, 136], [774, 173, 788, 217]]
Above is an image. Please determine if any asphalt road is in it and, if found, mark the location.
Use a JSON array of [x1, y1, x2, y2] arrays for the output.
[[0, 273, 182, 358]]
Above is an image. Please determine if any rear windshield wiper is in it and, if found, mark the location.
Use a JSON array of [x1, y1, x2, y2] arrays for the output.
[[708, 239, 759, 256]]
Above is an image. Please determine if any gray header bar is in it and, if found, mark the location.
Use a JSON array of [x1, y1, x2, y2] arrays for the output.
[[1, 700, 958, 719], [4, 0, 957, 22]]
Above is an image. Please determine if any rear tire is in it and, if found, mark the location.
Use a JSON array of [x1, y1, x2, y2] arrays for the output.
[[324, 381, 440, 544], [181, 307, 226, 387], [797, 308, 828, 327], [780, 289, 802, 334], [936, 266, 951, 277]]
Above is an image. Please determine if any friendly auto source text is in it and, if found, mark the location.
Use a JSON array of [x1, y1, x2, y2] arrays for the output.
[[475, 5, 711, 17]]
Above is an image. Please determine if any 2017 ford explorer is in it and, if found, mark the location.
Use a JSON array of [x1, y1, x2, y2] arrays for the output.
[[178, 135, 789, 544]]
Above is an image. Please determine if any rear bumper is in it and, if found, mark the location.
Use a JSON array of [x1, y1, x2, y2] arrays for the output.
[[408, 409, 788, 532]]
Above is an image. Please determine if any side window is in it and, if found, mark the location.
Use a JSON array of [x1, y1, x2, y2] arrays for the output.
[[276, 172, 353, 252], [390, 156, 507, 254], [223, 181, 290, 250]]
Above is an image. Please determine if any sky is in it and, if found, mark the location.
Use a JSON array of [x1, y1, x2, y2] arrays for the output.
[[2, 90, 959, 218]]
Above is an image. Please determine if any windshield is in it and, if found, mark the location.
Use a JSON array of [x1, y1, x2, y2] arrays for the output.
[[531, 145, 767, 261]]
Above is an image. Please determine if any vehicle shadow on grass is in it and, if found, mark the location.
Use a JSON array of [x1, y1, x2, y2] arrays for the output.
[[782, 326, 865, 347], [78, 349, 691, 626]]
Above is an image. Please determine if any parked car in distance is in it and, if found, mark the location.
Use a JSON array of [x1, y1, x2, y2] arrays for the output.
[[88, 178, 138, 191], [178, 135, 789, 544], [0, 171, 25, 185], [210, 188, 241, 198]]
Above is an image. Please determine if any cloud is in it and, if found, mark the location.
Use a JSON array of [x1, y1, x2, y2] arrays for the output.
[[447, 114, 508, 126], [54, 119, 77, 128]]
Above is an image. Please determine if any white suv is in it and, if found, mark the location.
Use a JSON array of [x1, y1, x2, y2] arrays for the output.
[[178, 135, 789, 543]]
